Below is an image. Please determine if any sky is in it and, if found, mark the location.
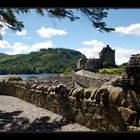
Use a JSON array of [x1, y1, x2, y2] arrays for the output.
[[0, 8, 140, 65]]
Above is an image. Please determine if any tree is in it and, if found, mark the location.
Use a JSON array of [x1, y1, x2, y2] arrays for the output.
[[0, 8, 115, 39]]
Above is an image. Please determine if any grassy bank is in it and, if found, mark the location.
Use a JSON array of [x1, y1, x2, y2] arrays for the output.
[[98, 63, 128, 75]]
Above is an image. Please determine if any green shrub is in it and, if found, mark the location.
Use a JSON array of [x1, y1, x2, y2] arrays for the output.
[[64, 67, 73, 76], [98, 67, 124, 75]]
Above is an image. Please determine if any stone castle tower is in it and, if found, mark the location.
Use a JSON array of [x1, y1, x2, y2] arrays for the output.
[[99, 45, 115, 67], [77, 45, 116, 72]]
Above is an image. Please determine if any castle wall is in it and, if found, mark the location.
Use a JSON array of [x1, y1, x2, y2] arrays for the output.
[[85, 59, 95, 71], [85, 59, 102, 72]]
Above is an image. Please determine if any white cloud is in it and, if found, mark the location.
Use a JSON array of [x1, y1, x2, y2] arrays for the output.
[[15, 29, 27, 36], [29, 41, 53, 52], [115, 48, 140, 65], [115, 23, 140, 36], [37, 27, 67, 38], [0, 40, 11, 48], [77, 39, 140, 65], [6, 42, 30, 55], [82, 40, 104, 47], [77, 39, 105, 58], [5, 41, 53, 55]]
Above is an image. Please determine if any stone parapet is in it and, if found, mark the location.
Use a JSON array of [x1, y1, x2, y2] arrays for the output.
[[72, 70, 116, 88], [129, 54, 140, 65], [124, 54, 140, 87], [0, 79, 127, 132]]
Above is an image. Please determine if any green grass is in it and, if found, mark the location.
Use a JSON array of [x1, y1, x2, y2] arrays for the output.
[[98, 67, 125, 75], [64, 68, 73, 76], [98, 63, 128, 75]]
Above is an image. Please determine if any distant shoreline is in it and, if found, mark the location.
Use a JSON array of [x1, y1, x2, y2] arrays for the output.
[[0, 73, 55, 80]]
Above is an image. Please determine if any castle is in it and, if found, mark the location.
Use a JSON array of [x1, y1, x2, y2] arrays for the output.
[[77, 45, 117, 72]]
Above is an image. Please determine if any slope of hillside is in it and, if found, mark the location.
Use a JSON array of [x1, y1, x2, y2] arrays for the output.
[[0, 48, 86, 74]]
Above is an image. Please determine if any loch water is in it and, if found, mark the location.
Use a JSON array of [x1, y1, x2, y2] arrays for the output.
[[0, 73, 54, 80]]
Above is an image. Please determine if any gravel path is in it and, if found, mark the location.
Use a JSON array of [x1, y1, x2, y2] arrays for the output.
[[0, 95, 93, 132]]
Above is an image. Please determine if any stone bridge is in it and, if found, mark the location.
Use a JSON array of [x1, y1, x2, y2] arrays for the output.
[[72, 69, 116, 88], [0, 78, 127, 132]]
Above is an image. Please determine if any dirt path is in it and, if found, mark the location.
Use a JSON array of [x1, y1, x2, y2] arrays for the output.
[[0, 95, 94, 132]]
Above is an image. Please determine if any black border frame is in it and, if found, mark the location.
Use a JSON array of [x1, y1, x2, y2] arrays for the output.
[[0, 0, 140, 7], [0, 0, 140, 139]]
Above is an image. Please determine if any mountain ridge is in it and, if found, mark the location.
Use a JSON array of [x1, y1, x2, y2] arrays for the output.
[[0, 48, 86, 74]]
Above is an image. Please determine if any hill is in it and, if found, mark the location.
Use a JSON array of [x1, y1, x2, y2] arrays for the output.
[[0, 48, 86, 74]]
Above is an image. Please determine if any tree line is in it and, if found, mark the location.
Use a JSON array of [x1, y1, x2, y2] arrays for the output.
[[0, 48, 86, 74]]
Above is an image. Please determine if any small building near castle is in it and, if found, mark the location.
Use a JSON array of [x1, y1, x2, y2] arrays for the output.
[[77, 45, 117, 72]]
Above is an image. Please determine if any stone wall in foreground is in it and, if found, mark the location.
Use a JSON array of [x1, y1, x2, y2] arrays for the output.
[[0, 79, 130, 132]]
